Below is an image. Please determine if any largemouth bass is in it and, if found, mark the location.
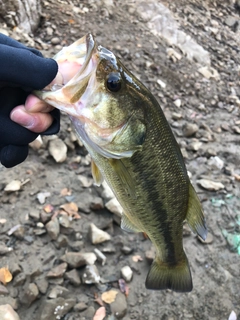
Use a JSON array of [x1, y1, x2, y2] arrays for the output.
[[35, 34, 207, 292]]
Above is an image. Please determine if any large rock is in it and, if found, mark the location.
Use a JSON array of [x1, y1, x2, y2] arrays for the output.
[[60, 252, 97, 268], [89, 223, 111, 244], [0, 304, 20, 320], [0, 0, 41, 33], [39, 298, 76, 320]]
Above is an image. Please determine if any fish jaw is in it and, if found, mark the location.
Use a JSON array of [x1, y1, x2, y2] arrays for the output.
[[35, 33, 97, 117], [35, 34, 146, 159]]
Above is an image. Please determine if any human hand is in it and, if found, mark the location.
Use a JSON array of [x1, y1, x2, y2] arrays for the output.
[[10, 94, 57, 133], [0, 33, 60, 168]]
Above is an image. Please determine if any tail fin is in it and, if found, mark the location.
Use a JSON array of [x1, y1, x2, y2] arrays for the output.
[[145, 256, 192, 292]]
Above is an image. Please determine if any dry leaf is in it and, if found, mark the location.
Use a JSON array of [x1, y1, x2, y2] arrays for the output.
[[93, 307, 106, 320], [60, 202, 78, 213], [60, 202, 80, 219], [0, 267, 13, 285], [132, 255, 143, 262], [68, 19, 75, 24], [101, 290, 118, 304]]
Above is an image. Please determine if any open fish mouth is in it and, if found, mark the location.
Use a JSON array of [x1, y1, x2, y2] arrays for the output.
[[50, 33, 97, 90]]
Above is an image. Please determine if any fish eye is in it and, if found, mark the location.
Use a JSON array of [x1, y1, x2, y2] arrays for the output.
[[106, 73, 122, 92]]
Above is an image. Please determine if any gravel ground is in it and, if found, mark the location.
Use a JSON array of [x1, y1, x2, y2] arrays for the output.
[[0, 0, 240, 319]]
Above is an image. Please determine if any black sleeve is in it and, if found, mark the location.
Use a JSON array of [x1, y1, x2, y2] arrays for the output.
[[0, 33, 60, 168]]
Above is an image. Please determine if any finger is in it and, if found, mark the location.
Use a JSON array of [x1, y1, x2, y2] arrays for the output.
[[10, 106, 53, 133], [25, 94, 54, 113]]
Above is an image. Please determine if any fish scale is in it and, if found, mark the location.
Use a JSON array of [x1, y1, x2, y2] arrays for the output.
[[35, 33, 207, 292]]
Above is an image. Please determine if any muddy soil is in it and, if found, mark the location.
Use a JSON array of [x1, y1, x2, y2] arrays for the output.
[[0, 0, 240, 319]]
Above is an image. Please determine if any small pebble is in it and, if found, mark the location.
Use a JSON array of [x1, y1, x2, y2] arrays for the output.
[[121, 266, 133, 282]]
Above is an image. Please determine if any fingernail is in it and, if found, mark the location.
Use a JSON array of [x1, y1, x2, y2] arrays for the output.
[[11, 109, 35, 129]]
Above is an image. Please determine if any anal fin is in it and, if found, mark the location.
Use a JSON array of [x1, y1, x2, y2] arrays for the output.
[[121, 213, 141, 233], [91, 159, 104, 186], [186, 183, 207, 241]]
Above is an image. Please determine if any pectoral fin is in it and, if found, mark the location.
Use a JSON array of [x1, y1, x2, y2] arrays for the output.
[[108, 159, 137, 199], [121, 213, 141, 233], [186, 183, 207, 241], [91, 160, 104, 186]]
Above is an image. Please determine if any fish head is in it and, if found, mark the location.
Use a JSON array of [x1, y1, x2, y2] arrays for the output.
[[36, 34, 146, 159]]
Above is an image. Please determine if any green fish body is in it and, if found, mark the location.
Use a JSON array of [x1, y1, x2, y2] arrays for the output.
[[35, 34, 207, 292]]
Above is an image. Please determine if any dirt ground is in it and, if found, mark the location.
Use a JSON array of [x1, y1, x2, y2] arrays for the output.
[[0, 0, 240, 319]]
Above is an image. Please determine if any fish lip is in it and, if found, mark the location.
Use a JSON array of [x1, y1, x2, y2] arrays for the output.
[[86, 33, 95, 55], [80, 33, 96, 74]]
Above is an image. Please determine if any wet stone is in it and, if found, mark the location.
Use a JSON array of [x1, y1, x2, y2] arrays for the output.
[[29, 208, 40, 221], [59, 215, 70, 228], [48, 285, 70, 299], [182, 123, 199, 137], [64, 269, 81, 286], [47, 262, 68, 278], [197, 179, 225, 191], [90, 197, 104, 210], [48, 138, 67, 162], [45, 218, 60, 240], [20, 283, 39, 307], [105, 198, 122, 218], [82, 265, 100, 284], [94, 248, 107, 266], [40, 211, 52, 224], [81, 306, 96, 319], [35, 277, 49, 294], [61, 252, 97, 268], [232, 126, 240, 134], [121, 266, 133, 282], [89, 223, 111, 244], [145, 246, 156, 264], [48, 277, 64, 286], [0, 284, 9, 295], [55, 234, 69, 248], [39, 297, 76, 320], [51, 37, 61, 45], [9, 261, 22, 276], [109, 289, 127, 319], [102, 245, 116, 254], [13, 225, 25, 240], [74, 302, 88, 312], [102, 181, 115, 200], [13, 272, 26, 287], [186, 140, 202, 152], [121, 246, 133, 255], [69, 240, 84, 251], [183, 223, 192, 237], [0, 244, 13, 255], [0, 304, 20, 320]]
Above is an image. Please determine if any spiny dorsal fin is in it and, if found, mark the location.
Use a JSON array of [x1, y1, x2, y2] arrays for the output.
[[108, 159, 137, 199], [91, 159, 104, 186], [186, 183, 207, 241]]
